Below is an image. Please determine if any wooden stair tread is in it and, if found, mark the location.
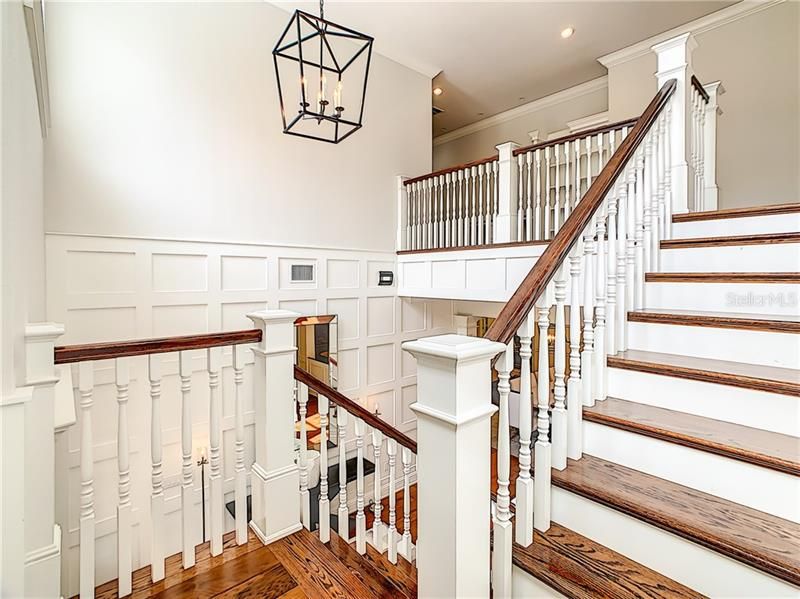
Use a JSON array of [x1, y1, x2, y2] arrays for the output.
[[361, 542, 418, 598], [627, 309, 800, 333], [551, 455, 800, 586], [324, 532, 412, 598], [661, 232, 800, 249], [645, 272, 800, 283], [608, 349, 800, 397], [584, 397, 800, 475], [512, 522, 706, 599], [672, 203, 800, 222]]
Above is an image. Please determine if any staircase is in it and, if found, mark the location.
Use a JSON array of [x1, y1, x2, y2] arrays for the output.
[[503, 203, 800, 597]]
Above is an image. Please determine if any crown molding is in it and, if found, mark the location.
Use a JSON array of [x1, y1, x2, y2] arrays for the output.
[[433, 76, 608, 147], [598, 0, 786, 69]]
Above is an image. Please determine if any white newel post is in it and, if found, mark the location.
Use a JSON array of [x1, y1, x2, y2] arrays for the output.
[[23, 323, 65, 598], [403, 334, 505, 599], [396, 175, 409, 252], [247, 310, 302, 545], [652, 32, 697, 215], [703, 81, 724, 211], [495, 142, 520, 243]]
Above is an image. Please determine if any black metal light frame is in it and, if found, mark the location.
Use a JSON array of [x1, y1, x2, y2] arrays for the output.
[[272, 9, 374, 144]]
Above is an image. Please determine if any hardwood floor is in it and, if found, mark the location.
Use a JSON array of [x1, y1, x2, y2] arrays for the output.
[[85, 527, 414, 599]]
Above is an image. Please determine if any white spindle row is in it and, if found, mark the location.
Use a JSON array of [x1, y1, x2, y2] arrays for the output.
[[515, 125, 633, 243], [74, 345, 253, 598], [492, 95, 675, 597], [294, 379, 417, 567], [403, 159, 500, 251]]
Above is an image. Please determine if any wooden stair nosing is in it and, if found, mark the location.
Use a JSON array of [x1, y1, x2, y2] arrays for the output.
[[607, 352, 800, 398], [645, 272, 800, 283], [627, 310, 800, 333], [511, 522, 707, 599], [672, 203, 800, 222], [551, 455, 800, 587], [660, 232, 800, 249], [583, 398, 800, 476]]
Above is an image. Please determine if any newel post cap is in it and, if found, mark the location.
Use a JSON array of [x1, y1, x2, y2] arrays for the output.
[[247, 310, 299, 355], [495, 141, 520, 161], [24, 322, 65, 386], [403, 334, 506, 364]]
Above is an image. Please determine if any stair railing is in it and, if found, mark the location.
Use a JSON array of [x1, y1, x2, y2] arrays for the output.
[[52, 310, 302, 599], [294, 366, 417, 564], [480, 79, 677, 597]]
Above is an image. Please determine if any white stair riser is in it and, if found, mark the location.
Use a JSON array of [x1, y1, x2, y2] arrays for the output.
[[645, 282, 800, 315], [672, 213, 800, 238], [512, 566, 567, 598], [661, 243, 800, 273], [552, 486, 799, 598], [584, 422, 800, 522], [627, 321, 800, 369], [607, 367, 800, 437]]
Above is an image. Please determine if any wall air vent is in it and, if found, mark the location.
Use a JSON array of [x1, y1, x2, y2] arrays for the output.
[[291, 264, 315, 283], [432, 106, 444, 116]]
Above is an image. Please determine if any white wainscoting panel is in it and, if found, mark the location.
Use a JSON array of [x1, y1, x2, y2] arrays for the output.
[[46, 233, 453, 595]]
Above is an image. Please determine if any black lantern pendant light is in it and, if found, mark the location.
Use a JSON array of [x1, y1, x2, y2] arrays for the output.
[[272, 0, 374, 144]]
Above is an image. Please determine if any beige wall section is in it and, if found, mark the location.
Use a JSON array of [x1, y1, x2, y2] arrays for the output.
[[44, 1, 431, 253], [608, 1, 799, 209], [1, 0, 46, 394], [432, 81, 608, 171]]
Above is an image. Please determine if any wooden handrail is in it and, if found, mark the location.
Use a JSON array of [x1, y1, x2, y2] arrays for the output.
[[54, 329, 263, 364], [691, 75, 710, 103], [512, 117, 639, 157], [484, 79, 677, 346], [404, 154, 498, 186], [294, 365, 418, 454]]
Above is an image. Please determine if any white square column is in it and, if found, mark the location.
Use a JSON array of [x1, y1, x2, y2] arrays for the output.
[[652, 33, 697, 215], [495, 142, 520, 243], [403, 334, 506, 599], [247, 310, 302, 545]]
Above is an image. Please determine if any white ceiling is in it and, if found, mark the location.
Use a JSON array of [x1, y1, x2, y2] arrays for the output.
[[271, 1, 737, 133]]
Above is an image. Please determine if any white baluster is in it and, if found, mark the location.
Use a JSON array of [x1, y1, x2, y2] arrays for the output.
[[493, 342, 513, 597], [626, 159, 637, 328], [432, 175, 440, 249], [297, 381, 310, 530], [398, 447, 415, 563], [650, 127, 662, 272], [554, 143, 561, 233], [534, 149, 542, 240], [574, 139, 581, 200], [232, 345, 248, 543], [607, 177, 619, 358], [470, 166, 478, 245], [78, 363, 95, 599], [585, 135, 594, 190], [566, 247, 583, 460], [115, 358, 132, 596], [492, 160, 500, 244], [517, 154, 525, 241], [657, 114, 668, 243], [634, 148, 646, 310], [477, 164, 485, 245], [616, 154, 630, 354], [445, 172, 453, 248], [148, 355, 165, 581], [406, 182, 413, 251], [552, 268, 568, 470], [544, 146, 552, 239], [582, 220, 596, 408], [564, 142, 571, 220], [355, 418, 367, 554], [206, 347, 223, 556], [664, 101, 674, 239], [643, 136, 654, 273], [515, 313, 535, 546], [594, 196, 607, 403], [337, 407, 349, 539], [318, 393, 331, 543], [369, 429, 387, 551], [387, 438, 399, 563], [179, 351, 195, 568], [534, 302, 552, 532], [525, 152, 533, 241]]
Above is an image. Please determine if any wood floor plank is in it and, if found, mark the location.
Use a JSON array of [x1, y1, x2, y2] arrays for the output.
[[361, 543, 418, 598], [608, 349, 800, 397], [672, 203, 800, 222], [551, 455, 800, 586], [660, 232, 800, 249], [584, 397, 800, 475], [513, 522, 706, 599], [645, 272, 800, 283], [627, 309, 800, 333], [325, 532, 410, 598], [213, 562, 297, 599], [269, 528, 375, 599]]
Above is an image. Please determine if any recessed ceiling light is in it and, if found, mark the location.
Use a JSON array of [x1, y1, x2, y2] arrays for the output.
[[561, 27, 575, 39], [433, 87, 443, 96]]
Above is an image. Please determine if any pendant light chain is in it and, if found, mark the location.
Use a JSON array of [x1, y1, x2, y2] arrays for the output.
[[319, 0, 324, 22]]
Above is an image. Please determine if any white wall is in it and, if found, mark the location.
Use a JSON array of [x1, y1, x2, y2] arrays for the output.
[[43, 1, 431, 252], [605, 1, 799, 209], [432, 78, 608, 171], [47, 232, 453, 593]]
